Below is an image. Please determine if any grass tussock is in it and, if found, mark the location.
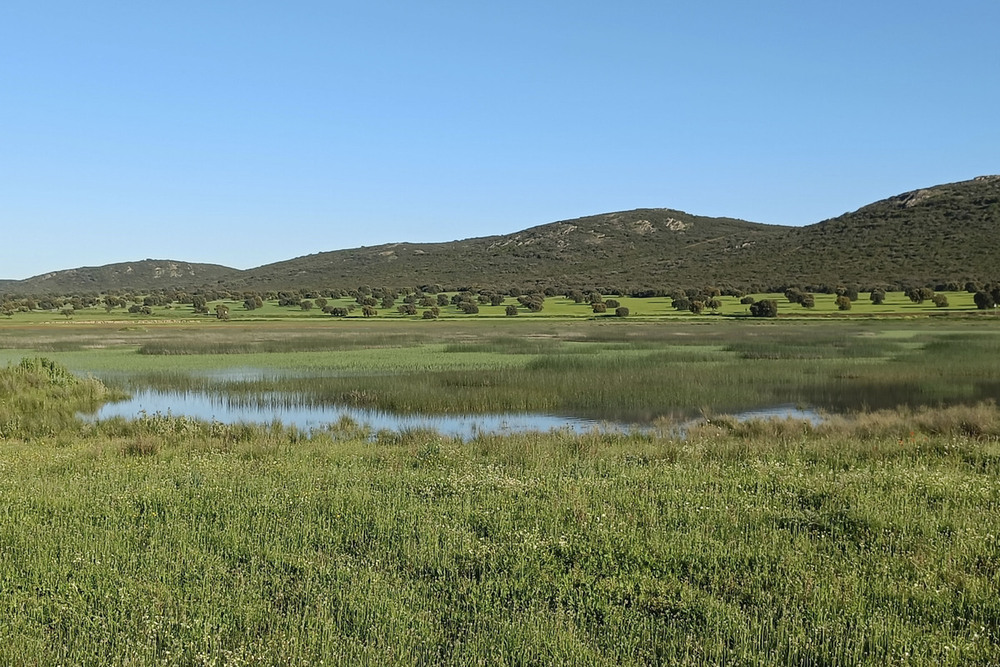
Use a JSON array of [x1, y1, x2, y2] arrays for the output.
[[0, 357, 119, 438]]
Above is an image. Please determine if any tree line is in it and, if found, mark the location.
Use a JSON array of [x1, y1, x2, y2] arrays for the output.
[[5, 281, 1000, 320]]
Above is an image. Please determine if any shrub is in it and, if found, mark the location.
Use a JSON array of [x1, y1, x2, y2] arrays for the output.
[[785, 288, 805, 303], [592, 303, 607, 314], [835, 295, 852, 311], [615, 307, 629, 317], [750, 299, 778, 317], [974, 291, 995, 310], [505, 305, 518, 317], [906, 287, 934, 304], [836, 286, 860, 301]]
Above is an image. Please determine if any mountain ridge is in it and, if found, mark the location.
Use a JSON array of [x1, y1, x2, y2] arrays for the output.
[[4, 176, 998, 294]]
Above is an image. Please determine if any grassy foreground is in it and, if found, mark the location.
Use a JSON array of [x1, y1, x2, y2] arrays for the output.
[[1, 363, 999, 664]]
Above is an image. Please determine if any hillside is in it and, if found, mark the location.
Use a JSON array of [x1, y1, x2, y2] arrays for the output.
[[3, 176, 998, 294], [231, 175, 1000, 291], [724, 175, 1000, 288], [232, 209, 786, 291], [10, 260, 240, 294]]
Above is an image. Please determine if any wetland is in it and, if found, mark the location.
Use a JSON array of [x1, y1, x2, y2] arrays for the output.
[[2, 317, 1000, 664]]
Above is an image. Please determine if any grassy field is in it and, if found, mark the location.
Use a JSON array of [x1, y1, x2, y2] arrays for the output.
[[2, 320, 1000, 664], [0, 290, 990, 324]]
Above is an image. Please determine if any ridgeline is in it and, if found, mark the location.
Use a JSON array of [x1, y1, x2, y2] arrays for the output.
[[6, 176, 999, 294]]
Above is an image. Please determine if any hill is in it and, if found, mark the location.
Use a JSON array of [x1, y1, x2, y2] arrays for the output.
[[10, 260, 241, 294], [231, 208, 786, 291], [3, 176, 998, 294], [723, 175, 1000, 289], [230, 175, 1000, 291]]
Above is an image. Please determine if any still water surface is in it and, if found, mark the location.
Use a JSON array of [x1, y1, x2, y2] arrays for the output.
[[90, 387, 823, 439], [92, 388, 625, 437]]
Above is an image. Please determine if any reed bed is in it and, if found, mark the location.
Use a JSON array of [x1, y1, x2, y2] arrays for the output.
[[7, 319, 1000, 425], [99, 334, 1000, 422]]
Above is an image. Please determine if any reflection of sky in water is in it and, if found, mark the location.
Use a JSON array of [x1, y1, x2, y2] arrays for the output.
[[88, 390, 825, 440], [89, 389, 636, 439], [725, 405, 823, 425]]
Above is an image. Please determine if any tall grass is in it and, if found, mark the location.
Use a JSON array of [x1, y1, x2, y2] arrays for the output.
[[3, 355, 1000, 663], [1, 412, 998, 663], [0, 357, 119, 438]]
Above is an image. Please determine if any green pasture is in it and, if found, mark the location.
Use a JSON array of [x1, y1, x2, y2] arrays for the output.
[[0, 290, 988, 324]]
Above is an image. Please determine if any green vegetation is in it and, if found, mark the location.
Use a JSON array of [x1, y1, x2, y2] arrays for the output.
[[4, 316, 1000, 664], [0, 288, 993, 326], [3, 176, 999, 663], [0, 356, 119, 437], [1, 356, 999, 664], [3, 318, 1000, 424]]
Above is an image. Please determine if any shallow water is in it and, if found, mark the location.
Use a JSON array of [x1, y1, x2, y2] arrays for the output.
[[726, 404, 824, 424], [89, 389, 641, 438], [88, 386, 827, 439]]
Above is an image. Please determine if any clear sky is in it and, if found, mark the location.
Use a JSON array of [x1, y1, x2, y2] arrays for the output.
[[2, 1, 997, 280]]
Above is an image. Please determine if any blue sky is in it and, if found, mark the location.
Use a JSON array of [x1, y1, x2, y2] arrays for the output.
[[2, 1, 997, 280]]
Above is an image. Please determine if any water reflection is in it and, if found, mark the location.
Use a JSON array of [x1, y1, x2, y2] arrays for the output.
[[89, 389, 828, 440], [90, 389, 639, 439]]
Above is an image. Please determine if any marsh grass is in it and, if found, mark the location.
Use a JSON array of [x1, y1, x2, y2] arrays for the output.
[[14, 320, 999, 425], [3, 356, 1000, 663], [2, 407, 999, 664], [0, 357, 120, 438]]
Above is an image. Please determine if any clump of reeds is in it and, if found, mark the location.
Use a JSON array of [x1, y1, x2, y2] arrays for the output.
[[0, 357, 117, 438]]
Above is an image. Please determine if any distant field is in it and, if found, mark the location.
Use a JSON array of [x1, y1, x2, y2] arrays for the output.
[[0, 290, 989, 325]]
